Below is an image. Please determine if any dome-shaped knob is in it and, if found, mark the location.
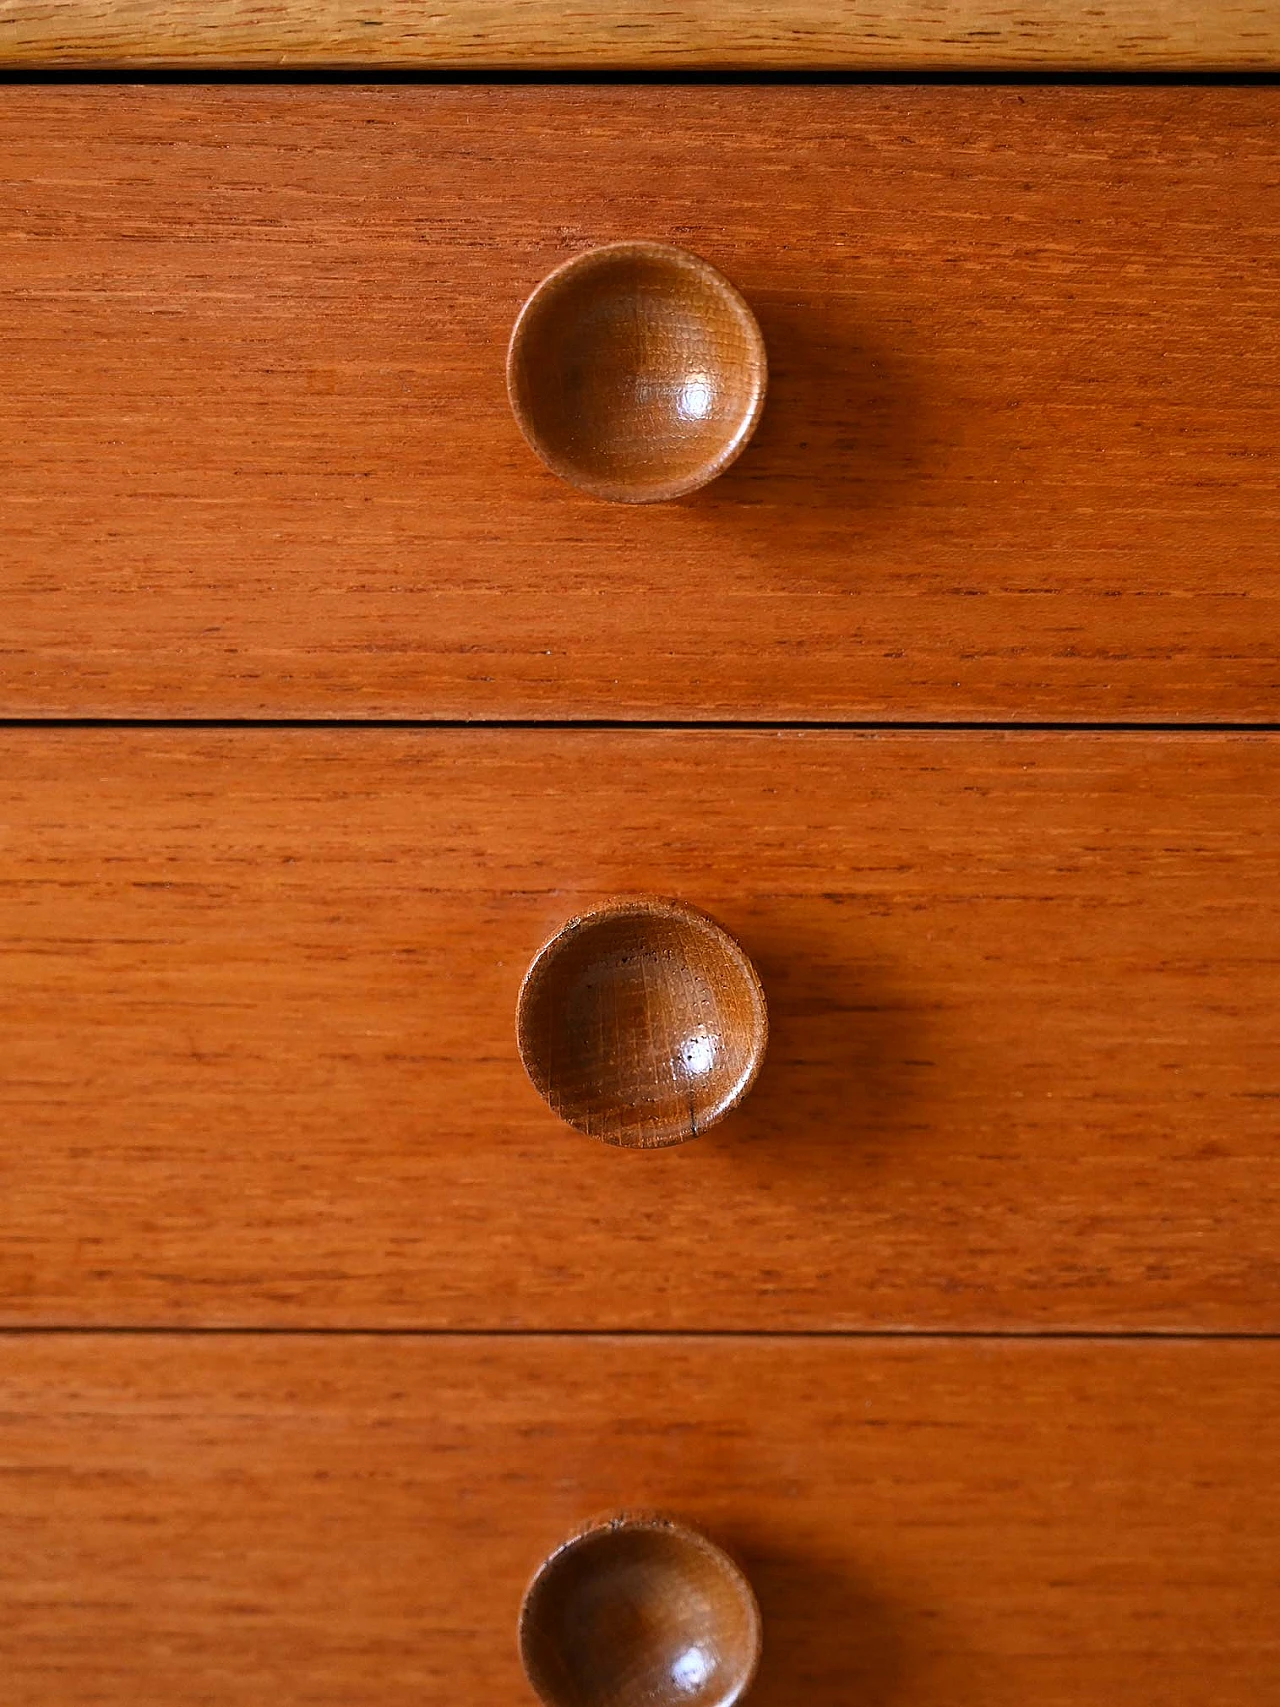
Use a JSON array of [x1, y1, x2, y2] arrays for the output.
[[516, 897, 768, 1148], [519, 1513, 762, 1707], [507, 242, 767, 503]]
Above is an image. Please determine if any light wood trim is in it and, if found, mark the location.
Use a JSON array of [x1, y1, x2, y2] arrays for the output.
[[3, 729, 1277, 1332], [2, 0, 1278, 69], [2, 1335, 1278, 1704]]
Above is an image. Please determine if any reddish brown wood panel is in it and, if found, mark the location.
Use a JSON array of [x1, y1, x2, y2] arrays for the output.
[[4, 0, 1278, 70], [1, 86, 1277, 720], [2, 729, 1277, 1330], [2, 1334, 1277, 1706]]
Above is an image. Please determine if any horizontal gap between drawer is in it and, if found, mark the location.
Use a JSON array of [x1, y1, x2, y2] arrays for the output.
[[2, 1327, 1277, 1342], [2, 72, 1279, 89], [0, 719, 1277, 735]]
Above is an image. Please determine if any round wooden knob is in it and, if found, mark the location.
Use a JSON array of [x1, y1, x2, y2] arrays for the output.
[[519, 1513, 762, 1707], [516, 898, 768, 1148], [506, 241, 767, 504]]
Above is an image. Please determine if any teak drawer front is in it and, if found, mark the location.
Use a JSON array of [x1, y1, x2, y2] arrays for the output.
[[2, 85, 1277, 720], [3, 729, 1276, 1331], [6, 1, 1279, 70], [2, 1334, 1277, 1705]]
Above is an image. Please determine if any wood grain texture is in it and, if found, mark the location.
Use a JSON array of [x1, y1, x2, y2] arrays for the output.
[[3, 0, 1278, 68], [2, 1334, 1278, 1705], [2, 728, 1277, 1331], [2, 85, 1278, 720]]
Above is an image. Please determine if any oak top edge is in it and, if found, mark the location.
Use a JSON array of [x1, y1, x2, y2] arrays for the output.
[[2, 0, 1278, 71]]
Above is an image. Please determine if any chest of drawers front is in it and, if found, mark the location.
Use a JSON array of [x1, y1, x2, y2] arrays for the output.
[[1, 67, 1277, 1707]]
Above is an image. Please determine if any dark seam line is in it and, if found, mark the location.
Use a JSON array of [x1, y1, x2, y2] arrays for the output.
[[1, 70, 1278, 87], [1, 1326, 1276, 1342], [0, 719, 1277, 735]]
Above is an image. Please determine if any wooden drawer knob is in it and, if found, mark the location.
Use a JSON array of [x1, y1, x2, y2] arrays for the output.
[[507, 242, 767, 504], [519, 1512, 762, 1707], [516, 897, 768, 1148]]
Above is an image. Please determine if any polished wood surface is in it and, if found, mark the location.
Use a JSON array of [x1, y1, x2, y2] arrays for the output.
[[3, 0, 1277, 67], [508, 243, 767, 504], [2, 86, 1278, 720], [3, 728, 1276, 1331], [2, 1334, 1277, 1705], [517, 899, 768, 1148], [520, 1513, 761, 1707]]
